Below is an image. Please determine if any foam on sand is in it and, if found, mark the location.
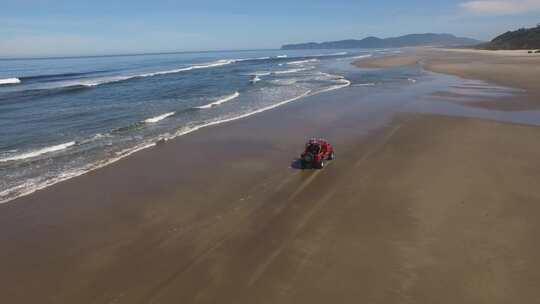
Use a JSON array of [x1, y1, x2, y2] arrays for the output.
[[144, 112, 176, 124], [0, 141, 76, 162], [195, 92, 240, 109], [0, 78, 21, 85]]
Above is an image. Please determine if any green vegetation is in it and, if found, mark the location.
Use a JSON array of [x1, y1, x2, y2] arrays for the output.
[[481, 24, 540, 50]]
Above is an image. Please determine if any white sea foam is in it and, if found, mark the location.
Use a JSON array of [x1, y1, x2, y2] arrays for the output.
[[251, 71, 272, 76], [0, 78, 21, 85], [276, 55, 288, 58], [408, 78, 417, 83], [312, 52, 348, 57], [250, 75, 261, 84], [236, 56, 271, 62], [273, 68, 310, 75], [313, 77, 351, 94], [195, 92, 240, 109], [144, 112, 176, 124], [352, 54, 372, 59], [74, 59, 237, 87], [0, 141, 76, 163], [354, 83, 376, 87], [270, 79, 298, 85], [176, 90, 312, 139], [287, 59, 319, 65]]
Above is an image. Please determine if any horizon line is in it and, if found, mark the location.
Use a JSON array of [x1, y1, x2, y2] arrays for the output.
[[0, 48, 280, 61]]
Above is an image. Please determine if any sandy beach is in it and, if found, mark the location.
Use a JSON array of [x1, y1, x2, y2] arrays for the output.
[[2, 48, 540, 303]]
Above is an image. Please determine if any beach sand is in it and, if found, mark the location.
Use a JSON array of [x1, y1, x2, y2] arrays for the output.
[[2, 48, 540, 303]]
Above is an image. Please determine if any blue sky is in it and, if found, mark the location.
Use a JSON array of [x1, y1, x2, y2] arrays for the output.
[[1, 0, 539, 57]]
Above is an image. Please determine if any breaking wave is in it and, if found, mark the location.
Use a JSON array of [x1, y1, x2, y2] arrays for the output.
[[287, 59, 319, 65], [273, 68, 310, 75], [312, 52, 348, 57], [144, 112, 176, 123], [250, 75, 262, 84], [0, 78, 21, 85], [0, 141, 76, 163], [195, 92, 240, 109], [352, 54, 372, 59], [61, 59, 238, 88]]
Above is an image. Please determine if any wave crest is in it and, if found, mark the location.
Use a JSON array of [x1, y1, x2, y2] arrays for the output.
[[0, 141, 75, 163], [0, 78, 21, 85], [195, 92, 240, 109], [144, 112, 176, 124], [287, 59, 319, 65]]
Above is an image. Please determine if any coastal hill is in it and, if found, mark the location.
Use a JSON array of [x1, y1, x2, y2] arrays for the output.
[[480, 24, 540, 50], [281, 33, 481, 50]]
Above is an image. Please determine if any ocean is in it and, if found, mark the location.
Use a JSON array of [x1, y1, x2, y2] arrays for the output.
[[2, 48, 404, 203]]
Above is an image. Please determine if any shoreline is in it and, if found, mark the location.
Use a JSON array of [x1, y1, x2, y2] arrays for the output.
[[2, 49, 540, 303], [1, 77, 352, 205], [354, 47, 540, 94]]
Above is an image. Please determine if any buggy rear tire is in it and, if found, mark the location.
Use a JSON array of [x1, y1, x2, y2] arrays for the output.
[[328, 151, 335, 160]]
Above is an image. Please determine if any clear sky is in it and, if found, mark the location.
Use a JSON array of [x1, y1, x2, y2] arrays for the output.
[[1, 0, 539, 57]]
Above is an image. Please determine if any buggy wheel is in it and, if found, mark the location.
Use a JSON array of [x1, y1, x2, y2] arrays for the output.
[[317, 159, 325, 169], [328, 151, 335, 160]]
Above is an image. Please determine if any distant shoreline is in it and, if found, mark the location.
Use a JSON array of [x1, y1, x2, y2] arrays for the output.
[[354, 47, 540, 92]]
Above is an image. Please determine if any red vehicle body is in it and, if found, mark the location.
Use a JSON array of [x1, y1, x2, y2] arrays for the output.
[[300, 138, 335, 169]]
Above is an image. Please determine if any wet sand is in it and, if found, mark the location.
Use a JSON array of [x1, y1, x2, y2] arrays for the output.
[[355, 47, 540, 93], [2, 49, 540, 303]]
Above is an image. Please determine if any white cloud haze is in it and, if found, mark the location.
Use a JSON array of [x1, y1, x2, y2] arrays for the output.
[[460, 0, 540, 15]]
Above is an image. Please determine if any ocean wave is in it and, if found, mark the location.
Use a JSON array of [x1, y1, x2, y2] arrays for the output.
[[144, 112, 176, 123], [236, 56, 271, 62], [250, 75, 261, 84], [68, 59, 237, 88], [0, 78, 21, 85], [20, 70, 111, 82], [195, 92, 240, 109], [250, 71, 272, 76], [175, 90, 312, 139], [0, 141, 75, 163], [270, 79, 298, 85], [287, 59, 319, 65], [272, 68, 310, 75], [352, 54, 372, 59], [276, 55, 288, 58], [77, 133, 112, 145], [312, 52, 348, 57], [354, 83, 376, 87]]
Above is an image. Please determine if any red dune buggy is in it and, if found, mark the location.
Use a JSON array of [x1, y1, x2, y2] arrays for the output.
[[300, 138, 335, 169]]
